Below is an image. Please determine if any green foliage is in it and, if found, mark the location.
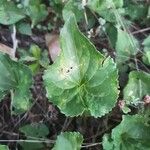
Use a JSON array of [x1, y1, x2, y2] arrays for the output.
[[17, 22, 32, 36], [0, 0, 25, 25], [142, 36, 150, 65], [87, 0, 124, 22], [53, 132, 83, 150], [125, 4, 148, 21], [0, 145, 9, 150], [43, 14, 119, 117], [0, 53, 32, 114], [115, 28, 139, 64], [63, 0, 84, 22], [24, 0, 48, 27], [102, 115, 150, 150], [19, 45, 49, 74], [123, 71, 150, 105], [19, 123, 49, 150]]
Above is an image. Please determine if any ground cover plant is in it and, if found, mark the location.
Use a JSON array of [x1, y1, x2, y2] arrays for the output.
[[0, 0, 149, 149]]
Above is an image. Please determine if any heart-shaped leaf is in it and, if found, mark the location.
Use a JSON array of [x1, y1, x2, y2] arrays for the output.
[[0, 53, 32, 114], [52, 132, 83, 150], [43, 14, 119, 117]]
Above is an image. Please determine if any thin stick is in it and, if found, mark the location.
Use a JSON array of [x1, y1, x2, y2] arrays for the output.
[[132, 27, 150, 35], [81, 142, 101, 148], [11, 25, 18, 58]]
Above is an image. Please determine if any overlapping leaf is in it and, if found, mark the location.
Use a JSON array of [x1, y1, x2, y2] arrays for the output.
[[103, 115, 150, 150], [123, 71, 150, 105], [0, 53, 32, 114], [52, 132, 83, 150], [43, 14, 119, 117]]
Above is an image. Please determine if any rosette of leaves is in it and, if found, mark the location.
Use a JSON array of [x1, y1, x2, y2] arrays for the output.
[[123, 71, 150, 105], [52, 132, 83, 150], [0, 53, 32, 114], [43, 14, 119, 117], [102, 115, 150, 150]]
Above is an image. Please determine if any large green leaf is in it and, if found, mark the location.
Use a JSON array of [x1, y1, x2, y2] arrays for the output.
[[0, 0, 25, 25], [115, 28, 139, 63], [0, 145, 9, 150], [0, 53, 32, 114], [102, 115, 150, 150], [123, 71, 150, 105], [43, 14, 119, 117], [52, 132, 83, 150]]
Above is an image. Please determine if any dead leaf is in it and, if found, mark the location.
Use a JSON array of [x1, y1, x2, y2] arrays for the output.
[[0, 43, 13, 57], [45, 33, 61, 62]]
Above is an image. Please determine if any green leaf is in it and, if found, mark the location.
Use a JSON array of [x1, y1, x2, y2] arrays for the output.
[[125, 4, 148, 21], [115, 28, 139, 63], [142, 47, 150, 66], [52, 132, 83, 150], [87, 0, 124, 22], [19, 123, 49, 150], [0, 145, 9, 150], [20, 123, 49, 137], [142, 36, 150, 65], [143, 35, 150, 47], [0, 53, 32, 114], [102, 115, 150, 150], [123, 71, 150, 105], [25, 0, 48, 27], [43, 14, 119, 117], [0, 1, 25, 25], [17, 22, 32, 36], [63, 0, 84, 22]]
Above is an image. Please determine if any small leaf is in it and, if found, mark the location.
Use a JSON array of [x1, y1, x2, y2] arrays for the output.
[[43, 14, 119, 117], [19, 123, 49, 150], [102, 115, 150, 150], [52, 132, 83, 150], [143, 35, 150, 47], [0, 1, 25, 25], [0, 53, 32, 114], [17, 22, 32, 36], [123, 71, 150, 105], [20, 123, 49, 138]]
